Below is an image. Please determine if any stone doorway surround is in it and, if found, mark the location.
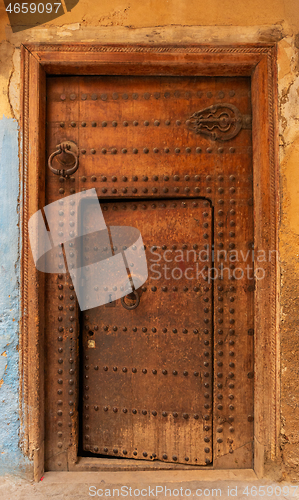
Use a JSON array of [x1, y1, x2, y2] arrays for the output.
[[19, 42, 279, 481]]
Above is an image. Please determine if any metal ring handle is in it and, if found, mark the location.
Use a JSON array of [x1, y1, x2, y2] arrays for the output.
[[48, 144, 79, 177], [121, 290, 140, 310]]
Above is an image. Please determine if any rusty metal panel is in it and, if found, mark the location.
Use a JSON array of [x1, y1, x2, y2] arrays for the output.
[[45, 75, 254, 469], [44, 272, 79, 471], [81, 198, 213, 465]]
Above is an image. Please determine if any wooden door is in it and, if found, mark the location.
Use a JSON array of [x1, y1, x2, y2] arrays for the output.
[[80, 197, 213, 465], [44, 75, 254, 469]]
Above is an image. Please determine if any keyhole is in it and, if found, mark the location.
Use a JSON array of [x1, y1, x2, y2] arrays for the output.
[[123, 293, 138, 307]]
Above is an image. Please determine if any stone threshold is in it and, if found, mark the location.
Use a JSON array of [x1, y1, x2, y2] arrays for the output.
[[41, 469, 258, 484]]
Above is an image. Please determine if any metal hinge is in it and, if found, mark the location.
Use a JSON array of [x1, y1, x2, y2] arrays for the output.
[[187, 103, 251, 141]]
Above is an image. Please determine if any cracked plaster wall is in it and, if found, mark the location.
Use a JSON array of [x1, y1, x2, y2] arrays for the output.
[[277, 36, 299, 482], [0, 0, 298, 481]]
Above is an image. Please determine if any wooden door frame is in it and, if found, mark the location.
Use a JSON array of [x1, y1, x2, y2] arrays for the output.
[[20, 43, 279, 480]]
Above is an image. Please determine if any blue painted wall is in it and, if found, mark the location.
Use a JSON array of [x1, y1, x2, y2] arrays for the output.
[[0, 116, 30, 476]]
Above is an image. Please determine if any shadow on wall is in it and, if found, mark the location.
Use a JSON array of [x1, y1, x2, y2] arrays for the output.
[[3, 0, 79, 33]]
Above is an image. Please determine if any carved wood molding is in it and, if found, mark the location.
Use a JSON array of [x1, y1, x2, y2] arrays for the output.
[[20, 45, 30, 458], [26, 43, 272, 53], [266, 45, 280, 463]]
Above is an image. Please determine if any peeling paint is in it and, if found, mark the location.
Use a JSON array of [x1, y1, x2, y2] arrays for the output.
[[278, 35, 299, 480], [8, 49, 21, 122], [278, 37, 299, 153], [0, 42, 15, 119], [60, 22, 81, 30], [0, 116, 30, 476]]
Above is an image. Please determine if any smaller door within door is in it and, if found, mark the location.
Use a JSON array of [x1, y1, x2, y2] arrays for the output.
[[81, 197, 213, 465]]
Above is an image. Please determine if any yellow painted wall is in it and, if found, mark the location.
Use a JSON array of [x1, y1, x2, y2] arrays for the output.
[[0, 0, 298, 40]]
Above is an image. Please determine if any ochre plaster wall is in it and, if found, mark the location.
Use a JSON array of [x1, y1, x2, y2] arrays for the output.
[[0, 0, 298, 481], [278, 36, 299, 480]]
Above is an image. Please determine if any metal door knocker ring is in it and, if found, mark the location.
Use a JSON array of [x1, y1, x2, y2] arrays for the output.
[[48, 141, 79, 177], [121, 290, 140, 310]]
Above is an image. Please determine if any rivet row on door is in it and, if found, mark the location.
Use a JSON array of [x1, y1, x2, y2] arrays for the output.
[[57, 89, 238, 101]]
